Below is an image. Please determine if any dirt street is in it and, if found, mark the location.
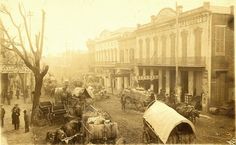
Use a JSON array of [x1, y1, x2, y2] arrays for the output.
[[1, 94, 235, 144], [94, 93, 235, 144]]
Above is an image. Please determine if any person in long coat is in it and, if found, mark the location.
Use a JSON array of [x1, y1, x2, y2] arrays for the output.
[[1, 105, 5, 127], [12, 104, 20, 130], [23, 110, 30, 133]]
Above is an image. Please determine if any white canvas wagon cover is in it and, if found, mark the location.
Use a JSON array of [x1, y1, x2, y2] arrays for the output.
[[143, 101, 196, 144]]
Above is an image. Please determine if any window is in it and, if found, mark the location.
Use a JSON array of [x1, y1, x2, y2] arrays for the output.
[[161, 35, 167, 61], [120, 49, 124, 63], [139, 39, 143, 59], [181, 30, 188, 58], [194, 27, 202, 57], [170, 33, 176, 58], [153, 36, 158, 58], [215, 25, 226, 56], [154, 69, 158, 75], [146, 38, 150, 59], [129, 48, 134, 62], [146, 68, 150, 76], [139, 68, 143, 76]]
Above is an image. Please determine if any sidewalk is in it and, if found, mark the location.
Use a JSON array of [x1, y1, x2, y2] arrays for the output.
[[0, 98, 34, 145]]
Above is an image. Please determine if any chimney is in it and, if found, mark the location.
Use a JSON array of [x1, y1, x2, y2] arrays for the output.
[[230, 5, 234, 15], [137, 24, 141, 28], [177, 5, 183, 14], [203, 2, 210, 10], [151, 15, 156, 22]]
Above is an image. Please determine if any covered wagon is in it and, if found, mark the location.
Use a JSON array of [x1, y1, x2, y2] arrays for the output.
[[142, 101, 196, 144], [71, 87, 95, 108]]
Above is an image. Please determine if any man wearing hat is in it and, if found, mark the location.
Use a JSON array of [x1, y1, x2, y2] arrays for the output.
[[12, 104, 20, 130], [1, 104, 5, 127]]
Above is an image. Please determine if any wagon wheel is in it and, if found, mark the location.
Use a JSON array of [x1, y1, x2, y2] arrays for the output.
[[46, 112, 52, 125], [142, 130, 151, 143], [48, 113, 54, 125], [125, 96, 132, 105], [135, 102, 145, 112]]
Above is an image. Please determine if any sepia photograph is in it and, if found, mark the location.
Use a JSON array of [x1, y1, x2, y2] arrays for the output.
[[0, 0, 235, 144]]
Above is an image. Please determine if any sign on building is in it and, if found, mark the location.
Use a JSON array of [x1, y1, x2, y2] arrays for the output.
[[0, 64, 31, 73]]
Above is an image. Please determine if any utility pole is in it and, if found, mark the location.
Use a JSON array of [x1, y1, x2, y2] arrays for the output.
[[175, 3, 180, 102]]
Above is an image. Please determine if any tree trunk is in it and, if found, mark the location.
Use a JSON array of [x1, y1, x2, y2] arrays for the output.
[[31, 74, 43, 124]]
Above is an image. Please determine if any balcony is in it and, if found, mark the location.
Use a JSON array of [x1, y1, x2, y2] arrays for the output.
[[94, 57, 206, 68], [135, 57, 206, 67]]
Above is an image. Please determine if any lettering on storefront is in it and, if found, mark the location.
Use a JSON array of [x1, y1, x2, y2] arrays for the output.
[[0, 64, 31, 73]]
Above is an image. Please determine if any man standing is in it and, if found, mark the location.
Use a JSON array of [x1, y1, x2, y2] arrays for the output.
[[120, 93, 126, 111], [6, 90, 12, 105], [1, 105, 5, 127], [12, 104, 20, 130], [23, 110, 30, 133], [16, 87, 20, 99]]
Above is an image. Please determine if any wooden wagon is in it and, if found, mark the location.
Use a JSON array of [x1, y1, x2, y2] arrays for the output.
[[39, 101, 68, 125], [142, 101, 196, 144]]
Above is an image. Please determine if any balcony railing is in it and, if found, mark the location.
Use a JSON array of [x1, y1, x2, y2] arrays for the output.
[[94, 57, 206, 67], [134, 57, 206, 67]]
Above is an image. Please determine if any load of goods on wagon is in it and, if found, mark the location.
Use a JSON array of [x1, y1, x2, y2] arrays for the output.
[[45, 105, 119, 144], [142, 101, 196, 144], [120, 87, 152, 111]]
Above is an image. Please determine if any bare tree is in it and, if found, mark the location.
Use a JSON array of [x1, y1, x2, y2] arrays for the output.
[[0, 3, 49, 124]]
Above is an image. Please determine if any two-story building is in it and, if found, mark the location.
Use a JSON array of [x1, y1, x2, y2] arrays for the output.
[[87, 28, 135, 93], [87, 2, 234, 111], [134, 2, 234, 110]]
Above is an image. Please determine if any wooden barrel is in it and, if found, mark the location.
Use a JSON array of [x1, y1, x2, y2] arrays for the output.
[[104, 122, 118, 139], [87, 122, 118, 140]]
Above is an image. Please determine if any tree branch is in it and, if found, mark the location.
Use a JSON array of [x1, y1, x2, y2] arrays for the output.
[[1, 6, 29, 60], [18, 3, 36, 56], [2, 24, 37, 74], [39, 10, 45, 58], [41, 65, 49, 77], [35, 33, 40, 49]]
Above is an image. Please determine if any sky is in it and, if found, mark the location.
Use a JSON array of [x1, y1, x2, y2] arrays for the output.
[[1, 0, 235, 56]]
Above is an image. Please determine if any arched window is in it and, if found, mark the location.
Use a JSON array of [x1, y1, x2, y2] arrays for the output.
[[146, 38, 150, 59], [139, 39, 143, 60], [181, 30, 188, 58], [194, 27, 202, 57], [170, 33, 176, 63], [161, 35, 167, 62], [153, 36, 158, 59]]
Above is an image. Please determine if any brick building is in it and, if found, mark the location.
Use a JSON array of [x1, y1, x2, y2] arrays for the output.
[[87, 2, 234, 111]]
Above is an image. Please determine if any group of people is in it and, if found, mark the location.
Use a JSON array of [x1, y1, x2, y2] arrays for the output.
[[0, 104, 30, 133], [1, 86, 30, 105]]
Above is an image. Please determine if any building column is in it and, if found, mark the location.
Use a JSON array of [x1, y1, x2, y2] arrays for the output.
[[166, 70, 170, 95], [158, 70, 162, 93], [188, 71, 194, 95], [150, 69, 154, 91], [176, 70, 182, 103]]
